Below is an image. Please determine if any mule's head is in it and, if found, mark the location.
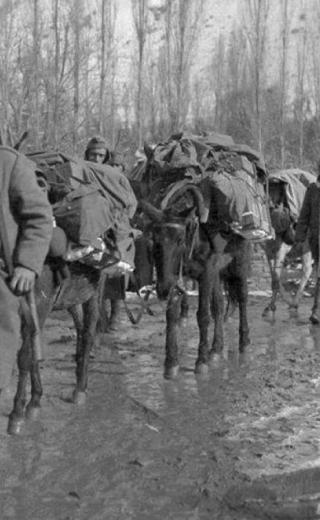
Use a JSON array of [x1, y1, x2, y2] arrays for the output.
[[140, 185, 207, 299], [268, 180, 286, 209], [266, 179, 293, 237]]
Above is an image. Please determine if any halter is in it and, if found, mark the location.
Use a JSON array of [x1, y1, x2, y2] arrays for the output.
[[154, 216, 200, 297]]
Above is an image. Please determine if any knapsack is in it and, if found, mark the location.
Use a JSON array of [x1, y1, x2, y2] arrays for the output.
[[53, 183, 114, 246]]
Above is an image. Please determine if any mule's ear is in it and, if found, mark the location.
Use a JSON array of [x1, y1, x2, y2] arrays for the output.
[[144, 142, 154, 160], [139, 200, 163, 223], [14, 130, 29, 150]]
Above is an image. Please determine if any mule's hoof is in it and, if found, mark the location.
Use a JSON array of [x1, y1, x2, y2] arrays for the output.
[[164, 365, 179, 379], [239, 339, 250, 353], [180, 317, 188, 328], [108, 319, 119, 332], [26, 405, 41, 421], [310, 313, 320, 325], [107, 325, 118, 333], [7, 418, 24, 435], [195, 363, 209, 376], [209, 352, 223, 366], [73, 390, 87, 405]]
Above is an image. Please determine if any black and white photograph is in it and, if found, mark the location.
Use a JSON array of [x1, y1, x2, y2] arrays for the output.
[[1, 0, 320, 518]]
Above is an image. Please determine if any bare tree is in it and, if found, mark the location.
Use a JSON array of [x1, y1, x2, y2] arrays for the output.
[[160, 0, 205, 133], [242, 0, 270, 153], [279, 0, 289, 167], [294, 7, 308, 166], [211, 34, 227, 130], [52, 0, 61, 148], [0, 1, 14, 144], [97, 0, 118, 142], [71, 0, 81, 151], [131, 0, 149, 148], [99, 0, 107, 136], [33, 0, 40, 147]]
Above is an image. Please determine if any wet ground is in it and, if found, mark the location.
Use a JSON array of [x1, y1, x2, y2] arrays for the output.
[[2, 284, 320, 519]]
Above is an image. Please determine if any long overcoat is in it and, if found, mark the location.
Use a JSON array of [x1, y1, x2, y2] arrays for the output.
[[295, 181, 320, 262], [0, 146, 53, 275]]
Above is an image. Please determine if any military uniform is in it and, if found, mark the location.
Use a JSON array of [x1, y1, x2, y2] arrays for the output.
[[295, 181, 320, 323], [84, 136, 137, 330], [295, 182, 320, 262], [0, 146, 53, 390]]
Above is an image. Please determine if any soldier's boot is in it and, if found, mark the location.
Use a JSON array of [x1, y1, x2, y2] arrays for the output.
[[310, 278, 320, 324], [108, 299, 121, 331]]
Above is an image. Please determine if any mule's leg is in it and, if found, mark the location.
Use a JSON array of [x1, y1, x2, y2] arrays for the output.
[[68, 304, 83, 360], [73, 295, 99, 404], [109, 299, 121, 331], [209, 271, 225, 359], [195, 267, 213, 372], [25, 359, 43, 420], [291, 246, 313, 309], [262, 252, 280, 315], [7, 320, 32, 435], [277, 243, 307, 308], [262, 237, 292, 316], [310, 266, 320, 324], [164, 288, 184, 379], [25, 290, 56, 420], [237, 274, 250, 351], [233, 244, 251, 351], [179, 292, 189, 326]]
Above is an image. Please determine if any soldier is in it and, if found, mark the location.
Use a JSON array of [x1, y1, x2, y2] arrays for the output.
[[295, 170, 319, 323], [84, 136, 135, 330], [84, 135, 111, 164], [0, 146, 53, 393]]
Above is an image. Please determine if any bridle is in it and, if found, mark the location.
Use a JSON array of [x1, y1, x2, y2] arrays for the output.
[[154, 216, 200, 298]]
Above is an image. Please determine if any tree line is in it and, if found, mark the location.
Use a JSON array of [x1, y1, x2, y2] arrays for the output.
[[0, 0, 318, 172]]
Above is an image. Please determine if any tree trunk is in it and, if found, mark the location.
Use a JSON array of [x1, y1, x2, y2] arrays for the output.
[[33, 0, 40, 148], [52, 0, 60, 148], [72, 0, 80, 152], [279, 0, 289, 168], [99, 0, 106, 135]]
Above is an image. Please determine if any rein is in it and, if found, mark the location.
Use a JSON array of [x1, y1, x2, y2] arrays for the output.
[[161, 217, 199, 294], [123, 272, 155, 325]]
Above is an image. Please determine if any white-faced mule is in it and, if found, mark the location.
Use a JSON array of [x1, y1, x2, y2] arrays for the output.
[[140, 184, 251, 379]]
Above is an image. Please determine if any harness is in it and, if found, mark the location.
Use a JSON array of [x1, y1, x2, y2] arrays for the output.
[[155, 217, 199, 298]]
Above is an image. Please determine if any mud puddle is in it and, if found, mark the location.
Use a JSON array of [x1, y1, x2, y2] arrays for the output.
[[1, 292, 320, 519]]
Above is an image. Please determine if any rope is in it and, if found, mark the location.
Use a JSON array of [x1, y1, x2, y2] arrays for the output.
[[123, 273, 155, 325]]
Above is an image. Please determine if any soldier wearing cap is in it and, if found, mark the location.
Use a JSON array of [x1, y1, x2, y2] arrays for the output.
[[84, 136, 134, 330], [85, 136, 111, 164]]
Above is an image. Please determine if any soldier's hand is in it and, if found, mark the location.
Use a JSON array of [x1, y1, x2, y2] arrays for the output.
[[9, 266, 36, 295]]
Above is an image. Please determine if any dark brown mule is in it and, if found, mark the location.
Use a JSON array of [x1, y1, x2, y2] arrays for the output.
[[6, 136, 108, 434], [141, 184, 251, 379], [7, 261, 102, 434]]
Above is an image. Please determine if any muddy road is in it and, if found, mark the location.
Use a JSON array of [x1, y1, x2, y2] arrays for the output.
[[2, 285, 320, 519]]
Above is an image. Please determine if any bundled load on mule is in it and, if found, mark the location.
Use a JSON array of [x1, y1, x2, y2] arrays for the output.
[[143, 132, 273, 241], [267, 168, 315, 243], [27, 151, 137, 273], [268, 169, 315, 219]]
